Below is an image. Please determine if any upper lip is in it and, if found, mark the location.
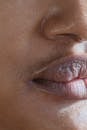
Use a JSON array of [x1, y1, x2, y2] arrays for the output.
[[33, 55, 87, 83]]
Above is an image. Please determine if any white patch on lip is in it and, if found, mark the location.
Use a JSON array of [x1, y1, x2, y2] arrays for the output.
[[72, 41, 86, 54]]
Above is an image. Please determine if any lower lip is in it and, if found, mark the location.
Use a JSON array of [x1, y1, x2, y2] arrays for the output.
[[32, 78, 87, 99]]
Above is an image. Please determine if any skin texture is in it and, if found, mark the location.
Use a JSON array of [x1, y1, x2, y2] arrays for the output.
[[0, 0, 87, 130]]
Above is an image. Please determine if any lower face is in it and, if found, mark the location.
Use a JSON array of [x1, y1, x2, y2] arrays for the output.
[[0, 0, 87, 130]]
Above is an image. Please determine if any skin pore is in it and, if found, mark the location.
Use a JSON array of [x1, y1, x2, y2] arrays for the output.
[[0, 0, 87, 130]]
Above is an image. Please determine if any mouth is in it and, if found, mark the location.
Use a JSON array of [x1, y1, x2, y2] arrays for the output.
[[30, 55, 87, 100]]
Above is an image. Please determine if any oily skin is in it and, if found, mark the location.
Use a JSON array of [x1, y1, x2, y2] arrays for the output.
[[0, 0, 87, 130]]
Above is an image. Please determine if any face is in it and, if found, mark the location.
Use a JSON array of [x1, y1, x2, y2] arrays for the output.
[[1, 0, 87, 130]]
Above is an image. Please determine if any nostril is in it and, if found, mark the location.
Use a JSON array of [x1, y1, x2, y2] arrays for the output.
[[40, 9, 84, 41], [40, 16, 82, 41], [58, 33, 82, 42], [41, 26, 82, 42]]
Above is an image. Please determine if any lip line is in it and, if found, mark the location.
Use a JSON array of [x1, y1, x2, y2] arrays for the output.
[[33, 77, 87, 84]]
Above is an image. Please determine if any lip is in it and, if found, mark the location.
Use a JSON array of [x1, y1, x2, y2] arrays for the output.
[[31, 55, 87, 99]]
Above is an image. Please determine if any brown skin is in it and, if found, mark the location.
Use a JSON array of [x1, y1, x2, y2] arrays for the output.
[[0, 0, 87, 130]]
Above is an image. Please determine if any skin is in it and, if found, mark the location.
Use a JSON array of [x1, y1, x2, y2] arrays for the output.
[[0, 0, 87, 130]]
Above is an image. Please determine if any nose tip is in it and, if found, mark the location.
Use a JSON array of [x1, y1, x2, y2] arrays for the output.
[[41, 1, 87, 41]]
